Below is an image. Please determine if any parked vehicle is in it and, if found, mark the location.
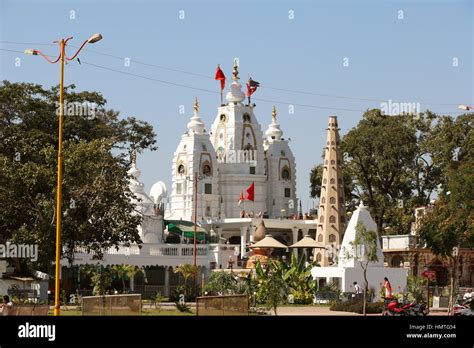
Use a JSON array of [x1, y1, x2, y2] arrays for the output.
[[452, 298, 473, 316], [382, 298, 427, 316]]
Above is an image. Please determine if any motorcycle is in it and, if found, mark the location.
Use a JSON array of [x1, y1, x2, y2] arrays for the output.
[[452, 298, 473, 316], [382, 298, 427, 316]]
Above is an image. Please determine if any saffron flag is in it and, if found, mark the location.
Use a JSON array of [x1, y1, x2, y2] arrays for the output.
[[215, 64, 226, 91], [238, 190, 245, 206], [245, 181, 255, 202], [246, 77, 260, 97]]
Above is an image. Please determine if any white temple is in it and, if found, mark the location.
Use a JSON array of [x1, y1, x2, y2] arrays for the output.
[[67, 62, 317, 296], [311, 202, 408, 299]]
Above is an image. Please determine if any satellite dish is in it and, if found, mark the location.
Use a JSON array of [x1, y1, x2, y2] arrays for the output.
[[150, 181, 167, 204]]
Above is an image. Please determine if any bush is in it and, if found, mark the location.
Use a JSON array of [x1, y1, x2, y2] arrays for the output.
[[330, 300, 384, 314], [175, 301, 192, 313]]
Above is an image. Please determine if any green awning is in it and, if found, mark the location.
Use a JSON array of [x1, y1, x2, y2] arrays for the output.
[[165, 220, 207, 241]]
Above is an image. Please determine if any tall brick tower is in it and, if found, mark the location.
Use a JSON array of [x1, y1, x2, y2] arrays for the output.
[[314, 116, 346, 266]]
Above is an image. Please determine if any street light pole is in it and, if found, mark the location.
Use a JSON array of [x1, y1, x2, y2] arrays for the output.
[[25, 33, 102, 316], [54, 38, 65, 318]]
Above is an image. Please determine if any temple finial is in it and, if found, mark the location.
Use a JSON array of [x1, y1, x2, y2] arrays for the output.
[[272, 105, 277, 123], [232, 59, 239, 81], [194, 97, 199, 114]]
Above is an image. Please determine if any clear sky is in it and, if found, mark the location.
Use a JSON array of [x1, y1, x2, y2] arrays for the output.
[[1, 0, 472, 212]]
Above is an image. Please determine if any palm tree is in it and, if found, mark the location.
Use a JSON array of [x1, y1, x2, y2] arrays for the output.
[[174, 264, 198, 297], [111, 265, 144, 292]]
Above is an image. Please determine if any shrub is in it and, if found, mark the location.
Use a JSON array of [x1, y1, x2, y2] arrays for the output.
[[175, 301, 192, 313], [330, 300, 384, 314], [204, 271, 240, 296]]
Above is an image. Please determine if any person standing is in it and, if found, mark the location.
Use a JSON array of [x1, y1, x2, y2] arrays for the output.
[[384, 277, 393, 299]]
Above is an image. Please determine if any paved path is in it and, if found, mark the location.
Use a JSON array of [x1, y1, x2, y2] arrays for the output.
[[266, 306, 449, 316]]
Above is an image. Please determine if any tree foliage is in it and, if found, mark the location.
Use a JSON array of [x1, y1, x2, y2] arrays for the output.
[[309, 109, 467, 235], [0, 81, 157, 274]]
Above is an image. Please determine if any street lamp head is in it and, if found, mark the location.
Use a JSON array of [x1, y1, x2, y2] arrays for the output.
[[458, 104, 471, 111], [24, 49, 38, 55], [87, 33, 103, 44]]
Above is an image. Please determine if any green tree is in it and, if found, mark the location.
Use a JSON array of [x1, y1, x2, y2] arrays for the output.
[[255, 260, 288, 315], [174, 264, 198, 297], [347, 223, 379, 316], [111, 265, 143, 293], [0, 81, 157, 274], [309, 109, 443, 235], [90, 267, 113, 296], [280, 253, 316, 304], [417, 112, 473, 312], [204, 271, 240, 296]]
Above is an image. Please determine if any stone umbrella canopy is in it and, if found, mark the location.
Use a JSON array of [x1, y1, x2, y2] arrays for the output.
[[289, 235, 326, 249]]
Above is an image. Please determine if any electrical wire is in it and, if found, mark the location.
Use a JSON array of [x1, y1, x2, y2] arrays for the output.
[[0, 40, 463, 107]]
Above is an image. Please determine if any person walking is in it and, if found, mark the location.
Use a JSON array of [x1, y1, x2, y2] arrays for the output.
[[353, 281, 363, 301]]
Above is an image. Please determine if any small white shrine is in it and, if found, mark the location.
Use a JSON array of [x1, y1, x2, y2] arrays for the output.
[[311, 202, 408, 299]]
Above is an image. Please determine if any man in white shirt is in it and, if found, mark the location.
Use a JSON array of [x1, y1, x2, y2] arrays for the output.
[[353, 281, 363, 301]]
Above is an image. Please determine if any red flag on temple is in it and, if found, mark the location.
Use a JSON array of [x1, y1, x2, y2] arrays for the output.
[[245, 181, 255, 202], [215, 64, 226, 91]]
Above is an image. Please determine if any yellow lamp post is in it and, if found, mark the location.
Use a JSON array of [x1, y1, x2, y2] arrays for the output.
[[25, 33, 102, 316]]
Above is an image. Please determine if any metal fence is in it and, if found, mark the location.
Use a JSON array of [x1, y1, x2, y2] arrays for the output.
[[82, 294, 142, 316], [196, 295, 248, 316]]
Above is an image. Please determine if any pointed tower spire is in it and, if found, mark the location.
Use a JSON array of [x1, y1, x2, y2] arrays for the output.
[[314, 116, 346, 266], [226, 60, 245, 103], [265, 105, 283, 140], [187, 97, 205, 134], [194, 97, 199, 114], [232, 58, 239, 81]]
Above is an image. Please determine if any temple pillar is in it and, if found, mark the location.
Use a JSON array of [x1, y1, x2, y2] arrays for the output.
[[164, 267, 170, 296], [240, 226, 248, 257]]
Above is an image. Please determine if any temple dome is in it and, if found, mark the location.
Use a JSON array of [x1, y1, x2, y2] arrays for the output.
[[187, 97, 205, 134], [265, 105, 283, 140]]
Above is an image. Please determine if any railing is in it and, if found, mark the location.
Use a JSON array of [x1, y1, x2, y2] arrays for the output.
[[149, 245, 208, 257]]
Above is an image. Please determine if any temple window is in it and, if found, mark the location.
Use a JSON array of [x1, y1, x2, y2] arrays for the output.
[[281, 167, 290, 180], [329, 234, 336, 243], [202, 164, 212, 176]]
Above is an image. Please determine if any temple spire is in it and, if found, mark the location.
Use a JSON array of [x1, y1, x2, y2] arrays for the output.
[[272, 105, 277, 123], [187, 97, 205, 134], [194, 97, 199, 114], [232, 59, 239, 81]]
